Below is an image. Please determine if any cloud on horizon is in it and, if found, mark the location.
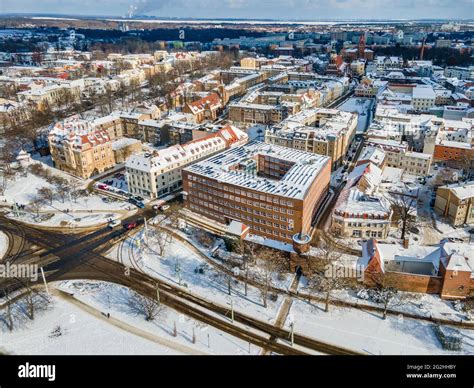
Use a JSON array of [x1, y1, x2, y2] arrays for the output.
[[1, 0, 471, 20]]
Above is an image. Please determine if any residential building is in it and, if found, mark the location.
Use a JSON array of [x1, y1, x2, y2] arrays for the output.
[[48, 119, 115, 179], [126, 126, 248, 199], [434, 181, 474, 226], [412, 86, 436, 112], [266, 108, 358, 169], [183, 93, 223, 123], [332, 162, 392, 239]]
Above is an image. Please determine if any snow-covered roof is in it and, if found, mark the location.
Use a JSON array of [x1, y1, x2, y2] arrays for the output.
[[112, 137, 141, 150], [412, 85, 436, 100], [334, 188, 391, 220], [126, 126, 247, 173], [357, 146, 386, 167], [439, 181, 474, 200], [48, 117, 111, 149], [365, 242, 442, 273], [184, 140, 331, 200], [441, 242, 474, 276]]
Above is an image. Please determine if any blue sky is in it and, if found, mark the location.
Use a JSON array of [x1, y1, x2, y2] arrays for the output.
[[1, 0, 472, 20]]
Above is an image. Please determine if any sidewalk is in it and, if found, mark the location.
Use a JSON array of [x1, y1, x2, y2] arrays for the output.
[[260, 274, 301, 355]]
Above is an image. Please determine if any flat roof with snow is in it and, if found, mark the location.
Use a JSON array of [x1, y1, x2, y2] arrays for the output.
[[184, 140, 331, 200]]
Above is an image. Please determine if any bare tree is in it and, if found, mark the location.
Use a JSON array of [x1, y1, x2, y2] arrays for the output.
[[306, 243, 348, 312], [236, 240, 257, 297], [366, 271, 406, 320], [37, 187, 54, 205], [69, 180, 84, 203], [29, 196, 45, 217], [386, 189, 417, 241], [153, 229, 172, 256], [256, 249, 287, 308], [128, 290, 164, 322], [23, 281, 50, 321], [52, 177, 70, 203], [1, 289, 15, 331]]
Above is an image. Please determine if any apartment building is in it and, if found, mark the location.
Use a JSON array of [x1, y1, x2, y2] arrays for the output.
[[48, 119, 115, 179], [229, 101, 286, 125], [332, 189, 392, 239], [444, 66, 474, 81], [17, 83, 81, 110], [434, 181, 474, 226], [412, 86, 436, 112], [332, 162, 392, 239], [266, 108, 357, 169], [364, 139, 432, 176], [182, 141, 331, 244], [126, 126, 248, 199]]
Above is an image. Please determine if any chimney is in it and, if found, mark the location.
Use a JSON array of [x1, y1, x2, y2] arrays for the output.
[[403, 238, 409, 249]]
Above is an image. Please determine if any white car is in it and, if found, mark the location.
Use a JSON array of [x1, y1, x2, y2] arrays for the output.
[[108, 219, 121, 229], [152, 204, 170, 212]]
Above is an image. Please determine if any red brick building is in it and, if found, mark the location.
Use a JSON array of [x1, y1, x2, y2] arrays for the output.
[[433, 139, 474, 169], [182, 141, 331, 244], [363, 239, 474, 299]]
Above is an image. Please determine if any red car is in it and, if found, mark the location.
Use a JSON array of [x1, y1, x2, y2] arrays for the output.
[[97, 184, 108, 190], [124, 222, 138, 230]]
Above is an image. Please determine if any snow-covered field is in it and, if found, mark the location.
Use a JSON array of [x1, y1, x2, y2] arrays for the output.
[[1, 292, 181, 355], [284, 299, 474, 355], [0, 279, 264, 355], [0, 231, 8, 259], [297, 277, 472, 323], [108, 228, 284, 325], [55, 280, 261, 355]]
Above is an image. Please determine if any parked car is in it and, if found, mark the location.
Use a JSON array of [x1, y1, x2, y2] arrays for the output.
[[97, 184, 108, 190]]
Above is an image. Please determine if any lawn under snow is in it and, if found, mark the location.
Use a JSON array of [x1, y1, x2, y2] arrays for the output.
[[284, 299, 474, 355], [2, 167, 135, 228], [297, 276, 472, 323], [0, 293, 181, 355]]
